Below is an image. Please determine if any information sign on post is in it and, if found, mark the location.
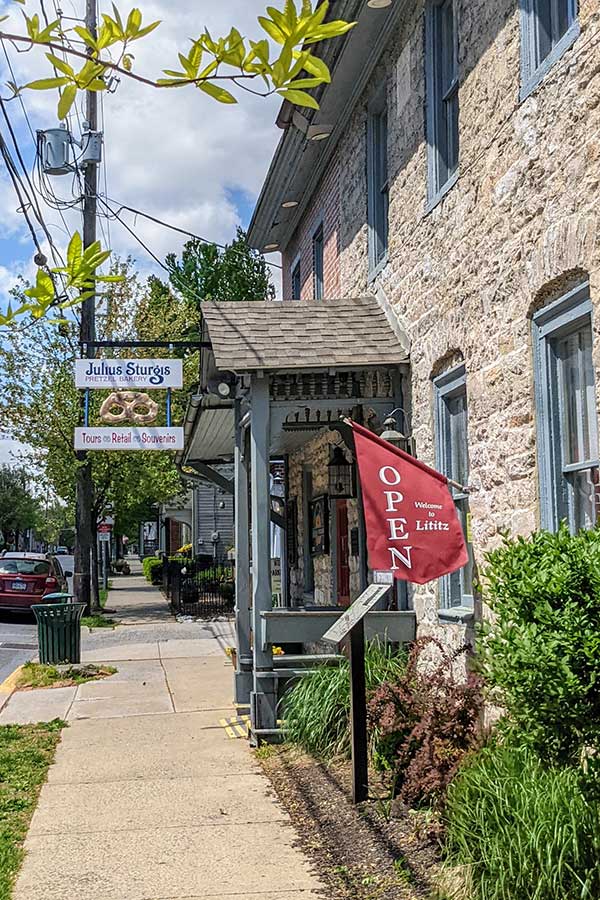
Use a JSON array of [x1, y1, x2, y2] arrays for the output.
[[323, 583, 390, 803]]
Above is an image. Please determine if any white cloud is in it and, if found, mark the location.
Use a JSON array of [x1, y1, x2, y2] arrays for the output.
[[0, 0, 282, 290]]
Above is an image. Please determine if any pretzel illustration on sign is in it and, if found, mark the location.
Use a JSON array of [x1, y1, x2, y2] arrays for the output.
[[99, 391, 159, 425]]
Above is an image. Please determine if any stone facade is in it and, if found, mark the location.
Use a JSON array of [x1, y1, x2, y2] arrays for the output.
[[274, 0, 600, 644]]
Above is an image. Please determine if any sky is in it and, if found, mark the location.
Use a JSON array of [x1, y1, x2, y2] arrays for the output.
[[0, 0, 284, 465]]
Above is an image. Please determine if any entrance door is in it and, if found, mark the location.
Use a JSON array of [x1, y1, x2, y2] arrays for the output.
[[336, 500, 350, 607]]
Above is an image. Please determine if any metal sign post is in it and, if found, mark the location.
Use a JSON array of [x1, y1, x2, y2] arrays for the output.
[[323, 583, 390, 803]]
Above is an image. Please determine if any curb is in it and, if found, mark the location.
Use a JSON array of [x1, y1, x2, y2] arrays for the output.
[[0, 664, 24, 712]]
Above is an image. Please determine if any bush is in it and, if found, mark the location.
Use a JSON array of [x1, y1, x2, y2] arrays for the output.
[[142, 557, 163, 584], [368, 637, 483, 809], [283, 641, 407, 760], [445, 740, 600, 900], [478, 524, 600, 764]]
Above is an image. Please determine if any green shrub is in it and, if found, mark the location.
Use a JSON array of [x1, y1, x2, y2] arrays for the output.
[[142, 557, 163, 584], [282, 641, 407, 760], [368, 637, 483, 809], [478, 524, 600, 764], [445, 741, 600, 900]]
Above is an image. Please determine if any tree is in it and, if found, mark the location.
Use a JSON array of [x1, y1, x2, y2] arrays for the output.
[[0, 466, 41, 549], [166, 228, 275, 308], [0, 267, 189, 608], [0, 0, 354, 326]]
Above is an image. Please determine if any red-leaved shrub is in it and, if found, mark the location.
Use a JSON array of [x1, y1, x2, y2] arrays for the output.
[[368, 636, 483, 808]]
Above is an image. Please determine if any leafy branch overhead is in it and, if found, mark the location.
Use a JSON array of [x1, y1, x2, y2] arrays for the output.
[[3, 0, 355, 118], [0, 232, 123, 327]]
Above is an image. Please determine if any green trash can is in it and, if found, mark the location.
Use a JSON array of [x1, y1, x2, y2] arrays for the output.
[[32, 598, 86, 665]]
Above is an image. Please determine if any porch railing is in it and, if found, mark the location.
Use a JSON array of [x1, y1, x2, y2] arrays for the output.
[[162, 557, 235, 618]]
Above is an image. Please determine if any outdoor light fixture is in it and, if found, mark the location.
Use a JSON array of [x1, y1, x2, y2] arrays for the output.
[[282, 200, 299, 208], [264, 243, 280, 251], [367, 0, 393, 7], [328, 445, 356, 499], [307, 124, 333, 141], [380, 408, 414, 454]]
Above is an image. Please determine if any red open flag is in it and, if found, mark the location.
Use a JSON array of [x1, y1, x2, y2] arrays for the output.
[[350, 421, 469, 585]]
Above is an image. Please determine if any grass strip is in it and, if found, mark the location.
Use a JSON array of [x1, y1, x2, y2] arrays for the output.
[[0, 719, 65, 900], [17, 662, 116, 690], [81, 615, 117, 629]]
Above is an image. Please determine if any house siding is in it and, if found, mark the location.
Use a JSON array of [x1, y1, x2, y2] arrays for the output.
[[277, 0, 600, 644]]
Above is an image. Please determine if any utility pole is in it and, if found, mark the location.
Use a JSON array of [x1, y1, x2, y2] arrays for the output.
[[74, 0, 99, 613]]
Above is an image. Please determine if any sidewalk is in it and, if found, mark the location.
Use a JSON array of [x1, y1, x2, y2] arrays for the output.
[[1, 569, 325, 900]]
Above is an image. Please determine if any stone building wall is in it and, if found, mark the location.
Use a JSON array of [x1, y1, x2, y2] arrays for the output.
[[281, 0, 600, 646]]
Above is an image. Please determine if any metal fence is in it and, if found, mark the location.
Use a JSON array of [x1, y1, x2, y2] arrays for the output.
[[162, 558, 235, 618]]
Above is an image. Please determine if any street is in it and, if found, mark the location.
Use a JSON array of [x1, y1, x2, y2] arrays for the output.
[[0, 614, 37, 685]]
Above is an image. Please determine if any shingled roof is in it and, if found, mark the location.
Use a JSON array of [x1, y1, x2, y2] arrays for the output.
[[201, 297, 409, 373]]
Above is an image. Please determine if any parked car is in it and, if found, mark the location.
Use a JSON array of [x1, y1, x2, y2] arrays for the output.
[[54, 546, 69, 555], [0, 552, 72, 612]]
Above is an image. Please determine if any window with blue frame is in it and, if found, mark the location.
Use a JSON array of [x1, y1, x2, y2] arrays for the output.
[[291, 259, 301, 301], [367, 93, 389, 276], [313, 223, 324, 300], [533, 283, 600, 533], [434, 364, 474, 610], [425, 0, 459, 207], [520, 0, 579, 100]]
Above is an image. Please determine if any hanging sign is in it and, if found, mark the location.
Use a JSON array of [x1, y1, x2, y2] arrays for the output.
[[74, 426, 184, 451], [74, 358, 183, 390], [349, 420, 468, 585]]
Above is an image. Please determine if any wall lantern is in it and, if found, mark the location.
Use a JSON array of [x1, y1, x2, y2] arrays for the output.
[[380, 408, 415, 455], [328, 445, 356, 498]]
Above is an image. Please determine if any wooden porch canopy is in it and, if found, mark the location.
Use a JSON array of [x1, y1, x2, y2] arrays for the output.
[[181, 297, 414, 740]]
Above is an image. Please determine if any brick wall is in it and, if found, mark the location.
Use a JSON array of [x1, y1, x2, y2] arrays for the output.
[[279, 0, 600, 644], [282, 154, 342, 300]]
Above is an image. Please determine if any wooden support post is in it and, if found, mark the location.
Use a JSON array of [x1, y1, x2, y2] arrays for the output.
[[349, 618, 369, 803], [234, 400, 252, 707], [249, 375, 276, 736]]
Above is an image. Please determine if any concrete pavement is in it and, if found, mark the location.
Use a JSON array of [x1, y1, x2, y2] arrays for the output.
[[2, 564, 325, 900]]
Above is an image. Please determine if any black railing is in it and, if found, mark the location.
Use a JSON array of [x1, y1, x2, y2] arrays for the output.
[[162, 558, 235, 618]]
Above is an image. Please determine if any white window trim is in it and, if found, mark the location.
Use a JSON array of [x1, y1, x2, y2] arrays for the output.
[[532, 281, 597, 531]]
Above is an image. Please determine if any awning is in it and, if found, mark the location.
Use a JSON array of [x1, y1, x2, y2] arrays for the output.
[[201, 296, 409, 374]]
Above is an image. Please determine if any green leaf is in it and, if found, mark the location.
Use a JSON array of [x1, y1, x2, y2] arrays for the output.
[[25, 77, 70, 90], [277, 87, 319, 108], [304, 20, 356, 44], [126, 7, 142, 34], [45, 54, 75, 78], [258, 16, 287, 45], [198, 81, 237, 104], [57, 84, 77, 120], [73, 25, 97, 48], [300, 52, 330, 82], [284, 76, 323, 90], [132, 20, 160, 40], [66, 232, 82, 272]]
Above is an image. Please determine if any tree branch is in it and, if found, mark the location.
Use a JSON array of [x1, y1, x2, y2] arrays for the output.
[[0, 32, 264, 90]]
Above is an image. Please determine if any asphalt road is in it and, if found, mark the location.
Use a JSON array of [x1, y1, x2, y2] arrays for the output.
[[0, 613, 38, 684], [0, 554, 75, 686]]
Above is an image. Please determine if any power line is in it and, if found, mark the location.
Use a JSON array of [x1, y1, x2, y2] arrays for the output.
[[100, 196, 283, 269]]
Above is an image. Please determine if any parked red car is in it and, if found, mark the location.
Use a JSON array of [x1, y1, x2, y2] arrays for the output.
[[0, 553, 72, 612]]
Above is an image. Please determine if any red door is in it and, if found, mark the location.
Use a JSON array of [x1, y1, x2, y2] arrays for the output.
[[336, 501, 351, 607]]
